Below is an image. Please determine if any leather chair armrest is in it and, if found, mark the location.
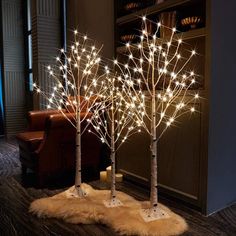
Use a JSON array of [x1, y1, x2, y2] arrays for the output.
[[28, 109, 65, 131]]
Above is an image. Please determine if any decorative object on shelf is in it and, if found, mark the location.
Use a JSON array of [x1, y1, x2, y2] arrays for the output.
[[30, 183, 188, 236], [181, 16, 202, 29], [124, 2, 142, 13], [146, 20, 153, 36], [100, 171, 107, 182], [122, 0, 154, 15], [120, 21, 153, 43], [159, 11, 177, 38], [120, 34, 136, 43]]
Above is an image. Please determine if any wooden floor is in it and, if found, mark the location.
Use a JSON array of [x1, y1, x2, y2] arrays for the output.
[[0, 139, 236, 235], [0, 177, 236, 236]]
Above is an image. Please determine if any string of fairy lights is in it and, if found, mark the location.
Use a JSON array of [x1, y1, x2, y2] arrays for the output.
[[33, 16, 201, 145], [111, 16, 200, 140]]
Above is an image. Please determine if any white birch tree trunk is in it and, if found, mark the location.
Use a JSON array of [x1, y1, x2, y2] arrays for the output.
[[150, 95, 158, 208], [104, 89, 122, 207], [104, 113, 122, 207], [110, 137, 116, 199], [73, 90, 84, 197], [110, 97, 116, 199], [75, 111, 84, 196]]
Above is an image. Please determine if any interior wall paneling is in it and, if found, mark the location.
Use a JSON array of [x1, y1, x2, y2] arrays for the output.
[[1, 0, 26, 136], [31, 0, 61, 109]]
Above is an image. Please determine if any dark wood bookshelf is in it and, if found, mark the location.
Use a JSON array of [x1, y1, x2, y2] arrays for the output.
[[116, 0, 191, 25], [116, 27, 206, 54]]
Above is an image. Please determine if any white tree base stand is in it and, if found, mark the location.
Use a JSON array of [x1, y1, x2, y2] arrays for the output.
[[103, 198, 123, 208], [30, 184, 188, 236], [66, 186, 88, 198], [140, 205, 170, 222]]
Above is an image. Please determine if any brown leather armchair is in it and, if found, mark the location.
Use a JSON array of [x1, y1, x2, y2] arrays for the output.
[[16, 110, 102, 186]]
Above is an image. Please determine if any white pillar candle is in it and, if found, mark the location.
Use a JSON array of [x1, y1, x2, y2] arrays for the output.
[[115, 173, 123, 182], [106, 166, 111, 182], [100, 171, 107, 182]]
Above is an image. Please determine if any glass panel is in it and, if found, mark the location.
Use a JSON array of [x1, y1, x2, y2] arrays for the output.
[[29, 73, 33, 91], [27, 0, 31, 31], [28, 35, 32, 69]]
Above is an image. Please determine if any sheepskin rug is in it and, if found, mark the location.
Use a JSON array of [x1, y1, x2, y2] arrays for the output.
[[30, 184, 188, 236]]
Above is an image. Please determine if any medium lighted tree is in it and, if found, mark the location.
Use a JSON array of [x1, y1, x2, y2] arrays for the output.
[[33, 31, 107, 197], [115, 17, 200, 220], [88, 74, 142, 207]]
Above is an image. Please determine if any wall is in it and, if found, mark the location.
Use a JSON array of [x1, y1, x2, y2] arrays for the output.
[[207, 0, 236, 214], [1, 0, 26, 136], [31, 0, 61, 109], [67, 0, 114, 59]]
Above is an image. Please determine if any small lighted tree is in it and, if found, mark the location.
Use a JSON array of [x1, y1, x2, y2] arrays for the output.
[[33, 31, 107, 197], [88, 73, 142, 207], [115, 17, 200, 220]]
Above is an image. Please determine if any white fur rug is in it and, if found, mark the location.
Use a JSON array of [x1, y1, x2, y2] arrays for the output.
[[30, 184, 188, 236]]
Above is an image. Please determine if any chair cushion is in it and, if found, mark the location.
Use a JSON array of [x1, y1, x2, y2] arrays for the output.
[[16, 131, 44, 152]]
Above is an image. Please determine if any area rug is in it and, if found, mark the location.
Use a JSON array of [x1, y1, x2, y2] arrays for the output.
[[0, 140, 20, 177], [30, 183, 188, 236]]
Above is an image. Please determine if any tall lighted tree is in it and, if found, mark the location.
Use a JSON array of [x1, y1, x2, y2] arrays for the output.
[[33, 31, 107, 197], [115, 17, 200, 220], [88, 73, 142, 207]]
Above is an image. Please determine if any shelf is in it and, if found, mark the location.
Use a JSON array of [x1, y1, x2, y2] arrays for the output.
[[116, 0, 191, 25], [116, 27, 206, 54], [174, 27, 206, 40]]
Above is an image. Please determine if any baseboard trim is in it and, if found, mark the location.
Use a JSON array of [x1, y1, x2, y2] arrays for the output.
[[118, 168, 201, 210], [158, 183, 198, 200], [119, 169, 149, 187]]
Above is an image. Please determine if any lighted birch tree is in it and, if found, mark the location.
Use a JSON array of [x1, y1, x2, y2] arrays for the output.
[[33, 31, 107, 197], [115, 17, 200, 220], [88, 73, 142, 207]]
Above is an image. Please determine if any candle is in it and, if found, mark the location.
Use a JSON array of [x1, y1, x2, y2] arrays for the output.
[[115, 173, 123, 182], [106, 166, 111, 182], [100, 171, 107, 182]]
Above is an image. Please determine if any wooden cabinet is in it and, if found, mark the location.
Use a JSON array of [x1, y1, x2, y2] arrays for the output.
[[115, 0, 209, 212]]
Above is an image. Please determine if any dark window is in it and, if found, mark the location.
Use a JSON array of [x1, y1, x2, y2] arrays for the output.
[[26, 0, 33, 91]]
